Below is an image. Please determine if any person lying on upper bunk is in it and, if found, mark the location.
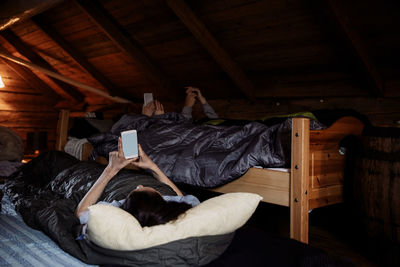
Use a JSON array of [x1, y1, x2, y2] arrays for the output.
[[181, 86, 218, 120], [140, 87, 218, 121], [74, 137, 200, 230]]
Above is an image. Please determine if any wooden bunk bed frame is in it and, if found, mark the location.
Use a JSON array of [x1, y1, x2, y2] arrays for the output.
[[55, 109, 364, 244]]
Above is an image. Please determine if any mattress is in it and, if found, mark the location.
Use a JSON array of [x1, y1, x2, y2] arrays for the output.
[[0, 185, 96, 267]]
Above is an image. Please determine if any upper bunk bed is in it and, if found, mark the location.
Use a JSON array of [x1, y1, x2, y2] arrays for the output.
[[55, 109, 364, 244]]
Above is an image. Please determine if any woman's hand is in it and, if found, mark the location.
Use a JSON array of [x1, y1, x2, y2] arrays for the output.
[[75, 138, 135, 218], [107, 137, 137, 172], [142, 101, 155, 116], [132, 144, 184, 196], [130, 144, 157, 171]]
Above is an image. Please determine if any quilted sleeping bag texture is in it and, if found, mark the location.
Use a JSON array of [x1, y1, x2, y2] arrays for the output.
[[89, 113, 322, 188], [4, 151, 233, 266]]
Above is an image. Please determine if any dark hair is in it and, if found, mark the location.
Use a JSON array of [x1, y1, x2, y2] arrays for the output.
[[121, 191, 192, 227]]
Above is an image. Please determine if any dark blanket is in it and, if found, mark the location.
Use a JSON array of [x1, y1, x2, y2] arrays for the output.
[[4, 151, 352, 267], [88, 112, 324, 188], [4, 151, 233, 266]]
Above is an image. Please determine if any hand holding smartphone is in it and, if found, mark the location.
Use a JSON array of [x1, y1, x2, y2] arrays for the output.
[[121, 130, 138, 159], [143, 93, 153, 106]]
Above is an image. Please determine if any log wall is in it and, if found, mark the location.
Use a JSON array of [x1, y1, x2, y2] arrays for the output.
[[0, 91, 58, 155], [85, 96, 400, 127], [1, 93, 400, 159]]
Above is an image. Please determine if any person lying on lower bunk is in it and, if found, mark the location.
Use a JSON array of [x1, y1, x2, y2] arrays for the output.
[[75, 137, 200, 229]]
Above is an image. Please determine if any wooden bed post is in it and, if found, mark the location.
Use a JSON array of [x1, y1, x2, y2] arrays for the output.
[[55, 109, 70, 151], [290, 118, 310, 243]]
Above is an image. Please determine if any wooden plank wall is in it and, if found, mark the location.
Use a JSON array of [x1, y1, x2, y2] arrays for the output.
[[197, 98, 400, 127], [0, 91, 59, 154], [1, 92, 399, 159], [88, 96, 400, 127]]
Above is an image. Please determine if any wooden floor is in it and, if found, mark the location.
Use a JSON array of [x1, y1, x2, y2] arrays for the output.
[[244, 203, 376, 266], [182, 186, 394, 267], [303, 206, 376, 266]]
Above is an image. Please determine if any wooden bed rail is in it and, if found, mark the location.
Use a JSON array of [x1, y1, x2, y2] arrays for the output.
[[211, 118, 310, 242], [212, 116, 363, 244]]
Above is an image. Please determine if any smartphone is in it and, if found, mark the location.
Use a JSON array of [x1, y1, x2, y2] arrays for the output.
[[121, 130, 138, 159], [143, 93, 153, 106]]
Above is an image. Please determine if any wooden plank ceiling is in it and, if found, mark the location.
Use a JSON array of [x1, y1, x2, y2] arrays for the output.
[[0, 0, 399, 110]]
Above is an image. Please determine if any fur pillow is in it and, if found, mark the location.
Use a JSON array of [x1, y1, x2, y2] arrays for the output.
[[87, 192, 262, 250], [0, 126, 24, 161]]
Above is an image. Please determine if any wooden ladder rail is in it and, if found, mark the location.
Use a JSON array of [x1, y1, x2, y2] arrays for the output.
[[55, 109, 70, 151], [290, 118, 310, 243]]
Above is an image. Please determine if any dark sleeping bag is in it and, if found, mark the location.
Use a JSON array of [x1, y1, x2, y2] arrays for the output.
[[4, 151, 352, 267], [88, 113, 324, 188], [4, 151, 234, 266]]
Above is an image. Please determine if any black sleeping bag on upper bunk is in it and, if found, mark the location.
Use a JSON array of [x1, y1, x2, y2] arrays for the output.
[[88, 112, 325, 188]]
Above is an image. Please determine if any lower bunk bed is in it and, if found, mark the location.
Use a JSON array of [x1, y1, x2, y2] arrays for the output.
[[0, 184, 94, 267], [1, 153, 352, 266], [56, 110, 364, 244]]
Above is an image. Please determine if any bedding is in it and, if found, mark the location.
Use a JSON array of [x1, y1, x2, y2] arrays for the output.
[[0, 161, 22, 178], [87, 192, 262, 250], [88, 112, 325, 187], [2, 152, 353, 266], [0, 184, 95, 267], [3, 151, 234, 266]]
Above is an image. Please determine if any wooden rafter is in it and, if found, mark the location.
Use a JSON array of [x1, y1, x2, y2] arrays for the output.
[[327, 0, 384, 96], [0, 29, 85, 102], [31, 14, 127, 99], [0, 50, 132, 103], [166, 0, 255, 100], [74, 0, 173, 90], [0, 46, 60, 100], [0, 0, 63, 31]]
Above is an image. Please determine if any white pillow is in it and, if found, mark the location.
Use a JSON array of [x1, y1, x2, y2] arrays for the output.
[[87, 192, 262, 251]]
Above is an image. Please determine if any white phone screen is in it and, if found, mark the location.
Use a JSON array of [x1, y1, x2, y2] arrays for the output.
[[144, 93, 153, 106], [121, 130, 138, 159]]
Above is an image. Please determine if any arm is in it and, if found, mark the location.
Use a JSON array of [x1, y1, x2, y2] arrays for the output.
[[131, 144, 184, 196], [181, 106, 193, 119], [191, 87, 219, 119], [182, 87, 197, 119], [74, 138, 136, 218], [202, 102, 218, 119]]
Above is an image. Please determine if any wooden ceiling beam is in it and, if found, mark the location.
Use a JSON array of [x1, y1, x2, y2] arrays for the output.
[[166, 0, 255, 100], [0, 29, 85, 102], [31, 14, 127, 99], [0, 47, 60, 101], [0, 50, 132, 103], [74, 0, 173, 91], [327, 0, 384, 97], [0, 0, 63, 31]]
